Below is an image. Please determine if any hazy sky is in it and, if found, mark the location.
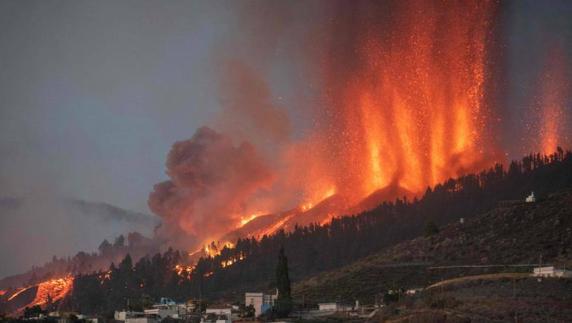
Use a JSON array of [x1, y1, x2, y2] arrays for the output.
[[0, 0, 570, 215], [0, 1, 238, 212]]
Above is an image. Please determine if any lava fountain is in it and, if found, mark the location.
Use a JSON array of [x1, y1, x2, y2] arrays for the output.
[[150, 1, 509, 249], [537, 48, 570, 155], [307, 0, 500, 204]]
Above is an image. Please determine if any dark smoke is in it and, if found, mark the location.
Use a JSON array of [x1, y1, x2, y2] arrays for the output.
[[148, 127, 273, 249]]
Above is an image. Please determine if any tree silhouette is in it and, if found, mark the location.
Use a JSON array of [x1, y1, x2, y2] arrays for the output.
[[274, 247, 292, 317]]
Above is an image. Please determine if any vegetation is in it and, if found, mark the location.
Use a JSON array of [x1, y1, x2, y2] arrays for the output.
[[274, 247, 293, 317], [190, 150, 572, 299], [5, 150, 571, 316], [66, 249, 191, 317], [424, 221, 439, 237], [293, 190, 572, 303], [380, 275, 572, 322]]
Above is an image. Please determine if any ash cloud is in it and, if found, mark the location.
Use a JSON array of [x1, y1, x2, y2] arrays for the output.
[[148, 127, 274, 249], [216, 60, 291, 148]]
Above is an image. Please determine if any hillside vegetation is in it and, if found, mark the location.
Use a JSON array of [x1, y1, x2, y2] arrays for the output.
[[190, 152, 572, 300], [293, 190, 572, 305]]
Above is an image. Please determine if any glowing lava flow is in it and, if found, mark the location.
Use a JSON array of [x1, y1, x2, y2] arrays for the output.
[[7, 287, 28, 301], [29, 276, 74, 307], [238, 211, 268, 227]]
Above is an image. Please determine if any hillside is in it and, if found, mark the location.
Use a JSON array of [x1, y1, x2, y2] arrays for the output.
[[0, 198, 158, 287], [293, 190, 572, 304], [376, 274, 572, 322], [180, 153, 572, 301]]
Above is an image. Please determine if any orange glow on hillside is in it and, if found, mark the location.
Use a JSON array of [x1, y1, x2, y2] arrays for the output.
[[239, 211, 268, 227], [204, 241, 234, 257], [7, 287, 28, 301], [29, 276, 74, 308], [537, 49, 570, 154], [175, 264, 196, 279]]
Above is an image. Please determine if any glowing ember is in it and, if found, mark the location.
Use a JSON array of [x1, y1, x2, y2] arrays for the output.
[[97, 270, 112, 284], [174, 264, 196, 278], [221, 254, 245, 268], [204, 241, 235, 258]]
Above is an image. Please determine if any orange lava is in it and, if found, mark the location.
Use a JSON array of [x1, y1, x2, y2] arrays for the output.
[[175, 264, 196, 279], [204, 241, 234, 258], [238, 211, 268, 228], [29, 276, 74, 307], [319, 1, 497, 201], [537, 48, 570, 154], [7, 287, 28, 301]]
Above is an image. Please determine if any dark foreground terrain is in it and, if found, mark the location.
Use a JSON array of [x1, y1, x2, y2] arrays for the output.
[[293, 190, 572, 322]]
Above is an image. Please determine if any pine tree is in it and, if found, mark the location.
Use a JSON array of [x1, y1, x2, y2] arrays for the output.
[[274, 247, 292, 317]]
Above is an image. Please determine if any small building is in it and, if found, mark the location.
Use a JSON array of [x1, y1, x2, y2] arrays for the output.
[[318, 302, 354, 312], [125, 315, 159, 323], [525, 192, 536, 203], [405, 288, 423, 295], [245, 291, 277, 317], [114, 311, 144, 321], [533, 266, 572, 278], [203, 307, 232, 323], [142, 297, 195, 320], [318, 303, 338, 312]]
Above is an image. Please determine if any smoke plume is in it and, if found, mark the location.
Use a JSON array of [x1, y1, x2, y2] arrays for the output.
[[148, 127, 273, 248], [148, 0, 572, 251]]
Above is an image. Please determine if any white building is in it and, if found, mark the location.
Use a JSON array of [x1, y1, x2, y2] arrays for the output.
[[318, 302, 354, 312], [318, 303, 338, 312], [125, 317, 159, 323], [533, 266, 572, 278], [525, 192, 536, 203], [245, 291, 277, 317], [114, 311, 144, 321], [203, 308, 232, 323], [144, 304, 188, 319], [115, 298, 192, 322]]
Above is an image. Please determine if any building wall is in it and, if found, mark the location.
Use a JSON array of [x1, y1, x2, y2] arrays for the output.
[[245, 293, 263, 317]]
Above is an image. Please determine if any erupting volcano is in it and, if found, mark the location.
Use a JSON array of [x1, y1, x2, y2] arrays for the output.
[[147, 0, 570, 254], [309, 0, 498, 202]]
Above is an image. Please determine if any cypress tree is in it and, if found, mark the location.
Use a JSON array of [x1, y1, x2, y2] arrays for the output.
[[275, 247, 292, 317]]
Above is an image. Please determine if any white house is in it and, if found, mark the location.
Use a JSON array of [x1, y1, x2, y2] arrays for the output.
[[245, 291, 277, 317], [114, 311, 144, 321], [144, 304, 187, 319], [533, 266, 572, 278], [525, 192, 536, 203], [203, 308, 232, 323], [125, 317, 159, 323], [318, 303, 338, 312]]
